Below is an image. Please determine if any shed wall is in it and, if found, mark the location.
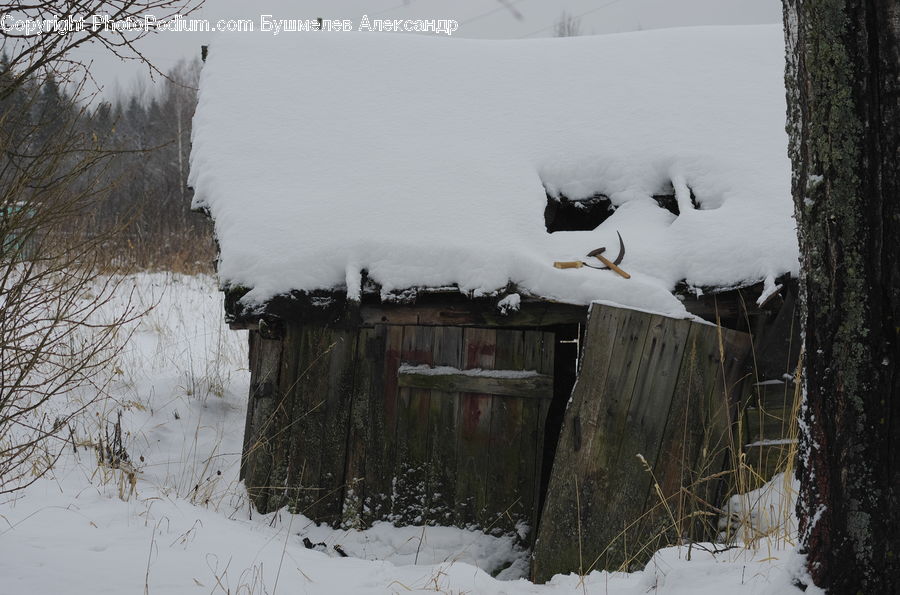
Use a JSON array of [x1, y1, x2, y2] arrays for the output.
[[241, 321, 557, 538]]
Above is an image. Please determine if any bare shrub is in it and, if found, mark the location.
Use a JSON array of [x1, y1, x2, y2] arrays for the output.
[[0, 74, 140, 495]]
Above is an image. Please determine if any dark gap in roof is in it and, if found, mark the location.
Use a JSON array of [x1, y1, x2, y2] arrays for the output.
[[652, 183, 699, 216], [544, 192, 614, 233], [688, 186, 700, 210], [652, 192, 679, 216]]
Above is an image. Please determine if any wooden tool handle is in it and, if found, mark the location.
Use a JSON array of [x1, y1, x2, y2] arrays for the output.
[[553, 261, 584, 269], [592, 254, 631, 279]]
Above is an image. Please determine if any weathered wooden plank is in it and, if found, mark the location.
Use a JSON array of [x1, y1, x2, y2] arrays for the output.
[[239, 330, 259, 482], [243, 332, 283, 512], [269, 322, 301, 512], [342, 327, 377, 528], [287, 325, 331, 516], [427, 326, 463, 525], [523, 329, 555, 545], [488, 330, 528, 534], [456, 327, 496, 526], [316, 328, 358, 524], [408, 326, 435, 521], [597, 314, 692, 568], [635, 321, 722, 557], [580, 308, 654, 489], [534, 305, 700, 580], [360, 302, 587, 328], [398, 368, 553, 399], [362, 325, 392, 523], [533, 305, 633, 580], [382, 325, 404, 520], [393, 325, 434, 524]]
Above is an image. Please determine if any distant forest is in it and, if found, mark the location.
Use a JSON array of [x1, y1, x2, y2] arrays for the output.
[[0, 56, 214, 272]]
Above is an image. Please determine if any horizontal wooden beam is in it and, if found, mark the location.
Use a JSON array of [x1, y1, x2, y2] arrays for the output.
[[397, 366, 553, 399], [361, 302, 587, 328]]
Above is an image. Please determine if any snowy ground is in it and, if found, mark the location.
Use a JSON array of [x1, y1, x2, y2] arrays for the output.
[[0, 274, 815, 594]]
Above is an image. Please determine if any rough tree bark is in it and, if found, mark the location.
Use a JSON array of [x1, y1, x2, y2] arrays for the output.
[[782, 1, 900, 592]]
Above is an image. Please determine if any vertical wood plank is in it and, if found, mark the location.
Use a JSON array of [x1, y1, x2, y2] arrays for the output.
[[240, 330, 260, 481], [382, 325, 404, 520], [428, 326, 463, 525], [394, 325, 434, 524], [244, 332, 283, 512], [636, 321, 721, 553], [526, 330, 555, 543], [268, 322, 301, 511], [342, 327, 377, 528], [362, 325, 392, 522], [488, 329, 527, 534], [533, 305, 629, 581], [456, 327, 496, 526], [598, 314, 691, 568], [288, 325, 329, 516], [317, 328, 358, 524]]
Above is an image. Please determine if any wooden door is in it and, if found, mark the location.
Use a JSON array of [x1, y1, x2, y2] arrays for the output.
[[343, 325, 555, 537]]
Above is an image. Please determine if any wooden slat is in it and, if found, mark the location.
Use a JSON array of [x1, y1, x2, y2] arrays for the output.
[[361, 326, 392, 522], [342, 327, 377, 527], [360, 302, 587, 328], [407, 326, 435, 520], [523, 329, 555, 545], [239, 330, 259, 482], [455, 327, 496, 526], [427, 326, 463, 525], [398, 368, 553, 399], [636, 321, 722, 555], [393, 325, 434, 524], [271, 322, 302, 512], [533, 305, 632, 581], [382, 325, 404, 519], [243, 332, 283, 512], [488, 330, 528, 534], [581, 308, 655, 484], [287, 325, 330, 517], [598, 313, 691, 568], [316, 328, 358, 524]]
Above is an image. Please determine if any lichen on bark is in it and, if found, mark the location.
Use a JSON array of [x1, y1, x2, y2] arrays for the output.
[[783, 0, 900, 592]]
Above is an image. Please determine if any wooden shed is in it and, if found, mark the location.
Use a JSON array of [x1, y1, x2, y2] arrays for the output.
[[225, 276, 798, 576], [188, 25, 799, 580], [232, 290, 584, 536]]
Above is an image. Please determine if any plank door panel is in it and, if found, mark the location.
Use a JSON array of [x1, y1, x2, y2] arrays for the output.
[[344, 324, 555, 535], [383, 325, 555, 534]]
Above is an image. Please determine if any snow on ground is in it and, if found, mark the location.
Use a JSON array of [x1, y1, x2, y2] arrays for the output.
[[0, 274, 815, 594], [190, 25, 797, 317]]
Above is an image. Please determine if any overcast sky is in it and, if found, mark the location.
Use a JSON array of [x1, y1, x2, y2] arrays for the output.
[[73, 0, 783, 99]]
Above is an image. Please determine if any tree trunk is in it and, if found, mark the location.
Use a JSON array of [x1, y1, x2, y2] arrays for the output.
[[782, 1, 900, 592]]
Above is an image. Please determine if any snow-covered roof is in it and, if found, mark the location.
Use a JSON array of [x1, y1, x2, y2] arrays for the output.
[[189, 25, 797, 318]]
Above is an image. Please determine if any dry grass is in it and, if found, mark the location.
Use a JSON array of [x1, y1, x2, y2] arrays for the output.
[[568, 309, 801, 581]]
